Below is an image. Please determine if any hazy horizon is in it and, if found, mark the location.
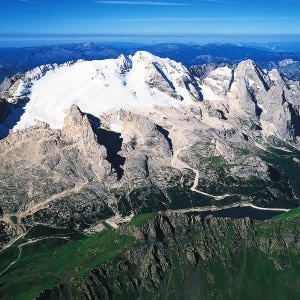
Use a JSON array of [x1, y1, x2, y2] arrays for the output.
[[1, 1, 300, 36], [1, 33, 300, 48]]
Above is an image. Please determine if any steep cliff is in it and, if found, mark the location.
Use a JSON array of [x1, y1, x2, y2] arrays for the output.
[[35, 210, 300, 300]]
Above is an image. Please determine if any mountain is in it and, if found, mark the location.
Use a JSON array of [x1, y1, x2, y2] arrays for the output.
[[1, 208, 299, 299], [35, 210, 300, 300], [0, 51, 300, 299]]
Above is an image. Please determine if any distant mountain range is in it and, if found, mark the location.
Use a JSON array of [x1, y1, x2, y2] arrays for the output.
[[1, 42, 300, 83]]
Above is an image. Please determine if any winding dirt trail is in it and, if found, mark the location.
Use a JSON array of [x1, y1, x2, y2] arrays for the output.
[[19, 182, 87, 219], [1, 182, 86, 253], [171, 145, 230, 200], [0, 236, 70, 277], [2, 182, 87, 225]]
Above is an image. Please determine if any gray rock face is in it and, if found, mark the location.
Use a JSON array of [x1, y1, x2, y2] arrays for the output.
[[0, 75, 24, 100], [0, 106, 115, 234], [0, 221, 20, 249], [203, 59, 300, 140]]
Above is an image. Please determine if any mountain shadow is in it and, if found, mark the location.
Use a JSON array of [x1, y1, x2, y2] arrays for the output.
[[97, 129, 125, 180], [156, 124, 173, 154], [0, 99, 28, 139]]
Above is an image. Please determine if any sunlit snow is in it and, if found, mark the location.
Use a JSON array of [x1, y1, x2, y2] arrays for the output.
[[13, 51, 197, 130]]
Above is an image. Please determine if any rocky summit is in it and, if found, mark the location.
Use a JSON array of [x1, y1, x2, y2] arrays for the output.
[[0, 52, 300, 299]]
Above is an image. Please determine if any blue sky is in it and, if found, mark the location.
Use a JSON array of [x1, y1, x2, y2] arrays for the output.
[[1, 0, 300, 36]]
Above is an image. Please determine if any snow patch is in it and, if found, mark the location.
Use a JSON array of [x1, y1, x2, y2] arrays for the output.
[[278, 59, 298, 67], [202, 66, 233, 98], [110, 123, 123, 133]]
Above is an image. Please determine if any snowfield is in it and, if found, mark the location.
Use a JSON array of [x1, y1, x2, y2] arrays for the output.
[[13, 51, 198, 130]]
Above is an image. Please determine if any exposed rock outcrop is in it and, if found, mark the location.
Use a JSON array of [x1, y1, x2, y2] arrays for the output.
[[36, 211, 300, 300]]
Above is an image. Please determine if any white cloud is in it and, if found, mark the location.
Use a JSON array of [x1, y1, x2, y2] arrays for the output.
[[139, 17, 295, 21], [94, 1, 189, 5], [19, 0, 34, 4], [58, 16, 295, 23]]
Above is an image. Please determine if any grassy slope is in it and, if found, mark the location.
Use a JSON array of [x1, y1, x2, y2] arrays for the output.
[[0, 228, 135, 300], [273, 207, 300, 220], [0, 208, 299, 300], [128, 212, 157, 227]]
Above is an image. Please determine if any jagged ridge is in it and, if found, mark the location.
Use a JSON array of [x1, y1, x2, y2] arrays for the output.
[[35, 211, 300, 300]]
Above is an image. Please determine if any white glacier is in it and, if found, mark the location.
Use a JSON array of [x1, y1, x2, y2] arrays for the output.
[[13, 51, 199, 130]]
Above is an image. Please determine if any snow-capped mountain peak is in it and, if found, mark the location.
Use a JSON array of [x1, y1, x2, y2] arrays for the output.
[[11, 51, 201, 130]]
